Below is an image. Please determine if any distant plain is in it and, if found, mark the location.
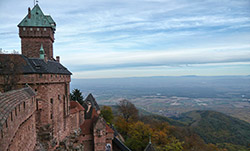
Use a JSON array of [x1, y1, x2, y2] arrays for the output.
[[71, 76, 250, 122]]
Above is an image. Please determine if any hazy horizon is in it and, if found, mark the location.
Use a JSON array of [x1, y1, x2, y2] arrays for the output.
[[71, 74, 250, 80]]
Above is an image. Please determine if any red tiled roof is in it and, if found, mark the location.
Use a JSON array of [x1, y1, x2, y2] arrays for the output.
[[106, 124, 114, 133], [70, 101, 85, 114], [80, 108, 99, 135], [91, 108, 99, 119], [80, 103, 114, 135], [80, 119, 93, 135], [0, 87, 36, 130]]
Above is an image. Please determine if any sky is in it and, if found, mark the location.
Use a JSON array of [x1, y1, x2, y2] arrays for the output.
[[0, 0, 250, 79]]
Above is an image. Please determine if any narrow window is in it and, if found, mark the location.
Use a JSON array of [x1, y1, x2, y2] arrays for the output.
[[11, 112, 13, 121], [19, 104, 20, 111], [50, 113, 53, 119], [50, 98, 53, 104], [36, 99, 39, 111], [15, 107, 17, 116], [66, 98, 69, 115], [39, 74, 42, 78], [23, 27, 26, 31], [6, 119, 8, 128], [44, 28, 46, 31], [23, 102, 26, 109], [58, 95, 60, 100], [63, 95, 66, 116], [1, 130, 3, 138]]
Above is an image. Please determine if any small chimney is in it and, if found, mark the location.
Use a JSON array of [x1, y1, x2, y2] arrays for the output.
[[28, 7, 31, 19], [56, 56, 60, 63]]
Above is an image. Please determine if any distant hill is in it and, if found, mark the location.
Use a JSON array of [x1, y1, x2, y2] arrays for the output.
[[173, 110, 250, 147]]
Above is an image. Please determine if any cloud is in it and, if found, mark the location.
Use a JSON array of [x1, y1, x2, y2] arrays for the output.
[[62, 44, 250, 72], [72, 62, 250, 79], [0, 0, 250, 78]]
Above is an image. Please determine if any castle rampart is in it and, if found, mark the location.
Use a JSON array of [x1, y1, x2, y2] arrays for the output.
[[0, 87, 36, 151]]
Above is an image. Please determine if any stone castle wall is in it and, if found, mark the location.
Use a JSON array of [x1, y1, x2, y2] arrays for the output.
[[8, 114, 37, 151], [0, 93, 36, 151]]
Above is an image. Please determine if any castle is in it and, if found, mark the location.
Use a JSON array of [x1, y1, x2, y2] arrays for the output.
[[0, 4, 130, 151]]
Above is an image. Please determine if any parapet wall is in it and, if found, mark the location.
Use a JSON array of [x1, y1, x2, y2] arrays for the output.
[[8, 114, 37, 151], [0, 87, 36, 151]]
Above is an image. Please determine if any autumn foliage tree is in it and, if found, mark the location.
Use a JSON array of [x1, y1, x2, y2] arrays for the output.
[[0, 55, 22, 92], [115, 99, 185, 151], [126, 121, 152, 151], [100, 106, 114, 124], [117, 99, 138, 122], [113, 100, 227, 151]]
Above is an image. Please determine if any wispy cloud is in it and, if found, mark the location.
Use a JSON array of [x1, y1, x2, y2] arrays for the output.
[[0, 0, 250, 78]]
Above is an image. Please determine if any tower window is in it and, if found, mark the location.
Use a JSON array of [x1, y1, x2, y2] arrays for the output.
[[36, 99, 39, 111], [23, 102, 26, 109], [37, 28, 40, 31], [44, 28, 46, 31], [30, 28, 33, 31], [50, 98, 53, 104], [23, 27, 26, 31]]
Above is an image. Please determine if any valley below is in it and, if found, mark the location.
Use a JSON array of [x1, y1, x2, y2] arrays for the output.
[[71, 76, 250, 123]]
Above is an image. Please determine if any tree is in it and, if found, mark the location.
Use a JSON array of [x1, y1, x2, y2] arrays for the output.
[[115, 116, 130, 136], [101, 106, 114, 124], [0, 56, 22, 92], [117, 99, 138, 122], [156, 137, 184, 151], [70, 89, 84, 105], [126, 121, 152, 151]]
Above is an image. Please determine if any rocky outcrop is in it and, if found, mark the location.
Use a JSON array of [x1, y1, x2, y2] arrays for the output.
[[55, 129, 84, 151]]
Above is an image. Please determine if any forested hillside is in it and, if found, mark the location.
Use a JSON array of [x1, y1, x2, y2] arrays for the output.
[[174, 110, 250, 149], [104, 103, 250, 151]]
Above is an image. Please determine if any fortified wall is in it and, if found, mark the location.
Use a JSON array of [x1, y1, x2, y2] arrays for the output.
[[0, 87, 36, 151]]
